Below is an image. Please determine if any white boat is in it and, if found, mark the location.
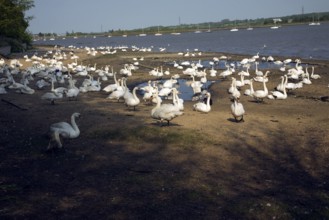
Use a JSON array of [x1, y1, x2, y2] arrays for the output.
[[271, 18, 281, 29], [309, 14, 321, 26], [154, 26, 162, 36], [206, 24, 211, 33], [194, 25, 201, 33], [230, 21, 238, 31], [139, 28, 147, 36]]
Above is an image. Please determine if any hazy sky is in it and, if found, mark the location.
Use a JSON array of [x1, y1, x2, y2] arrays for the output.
[[26, 0, 329, 34]]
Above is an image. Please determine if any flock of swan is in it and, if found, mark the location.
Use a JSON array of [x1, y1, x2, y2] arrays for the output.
[[0, 44, 326, 149]]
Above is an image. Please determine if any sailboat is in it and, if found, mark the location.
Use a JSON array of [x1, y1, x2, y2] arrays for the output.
[[194, 24, 201, 33], [270, 18, 281, 29], [230, 21, 238, 32], [309, 14, 321, 26], [139, 28, 147, 37], [49, 32, 55, 40], [206, 24, 211, 33], [155, 26, 162, 36], [246, 20, 253, 30]]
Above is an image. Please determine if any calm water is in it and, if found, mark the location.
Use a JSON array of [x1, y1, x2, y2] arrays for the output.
[[35, 23, 329, 60]]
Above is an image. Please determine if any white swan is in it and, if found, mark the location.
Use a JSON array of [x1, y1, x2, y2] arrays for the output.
[[252, 78, 268, 102], [190, 75, 203, 94], [310, 66, 321, 79], [254, 71, 269, 82], [151, 95, 183, 126], [162, 76, 176, 88], [103, 73, 120, 92], [229, 77, 241, 99], [193, 92, 211, 113], [41, 91, 65, 104], [66, 77, 79, 100], [231, 97, 245, 122], [275, 76, 285, 92], [35, 79, 50, 89], [302, 72, 312, 85], [219, 64, 233, 78], [235, 73, 245, 88], [124, 86, 140, 110], [107, 78, 126, 101], [271, 82, 287, 100], [209, 66, 217, 77], [19, 81, 35, 94], [244, 79, 254, 96], [255, 62, 264, 76], [48, 112, 81, 150], [172, 88, 184, 111], [0, 84, 8, 94]]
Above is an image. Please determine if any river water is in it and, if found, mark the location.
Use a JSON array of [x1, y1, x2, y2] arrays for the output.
[[35, 23, 329, 60]]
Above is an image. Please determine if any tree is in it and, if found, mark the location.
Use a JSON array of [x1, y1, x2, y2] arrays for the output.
[[0, 0, 34, 52]]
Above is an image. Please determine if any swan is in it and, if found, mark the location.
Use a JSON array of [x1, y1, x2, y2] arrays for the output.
[[244, 79, 254, 96], [7, 76, 24, 90], [228, 77, 241, 99], [66, 77, 79, 100], [231, 97, 245, 122], [310, 66, 321, 79], [235, 73, 245, 88], [36, 79, 50, 89], [51, 78, 67, 94], [209, 66, 217, 77], [255, 62, 264, 76], [190, 75, 203, 94], [0, 84, 8, 94], [107, 77, 126, 101], [252, 78, 268, 102], [162, 76, 176, 88], [151, 94, 183, 126], [41, 90, 65, 104], [254, 71, 270, 82], [193, 92, 211, 113], [124, 86, 140, 110], [275, 76, 286, 92], [219, 64, 233, 78], [271, 82, 287, 99], [228, 77, 237, 94], [103, 73, 120, 92], [172, 88, 184, 111], [19, 80, 35, 94], [302, 72, 312, 85], [48, 112, 81, 150], [285, 78, 303, 91], [158, 86, 172, 98]]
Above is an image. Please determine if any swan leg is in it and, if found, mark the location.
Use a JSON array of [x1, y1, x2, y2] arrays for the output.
[[235, 115, 244, 123], [53, 131, 63, 148]]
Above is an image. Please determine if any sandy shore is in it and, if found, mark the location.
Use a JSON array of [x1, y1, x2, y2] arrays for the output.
[[1, 46, 329, 219]]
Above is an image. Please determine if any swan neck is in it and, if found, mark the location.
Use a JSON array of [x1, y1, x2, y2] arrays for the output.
[[71, 114, 79, 133], [206, 95, 211, 106]]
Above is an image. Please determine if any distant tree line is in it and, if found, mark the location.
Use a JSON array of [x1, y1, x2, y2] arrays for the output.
[[0, 0, 34, 52]]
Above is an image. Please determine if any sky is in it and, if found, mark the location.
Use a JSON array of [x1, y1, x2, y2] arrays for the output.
[[26, 0, 329, 34]]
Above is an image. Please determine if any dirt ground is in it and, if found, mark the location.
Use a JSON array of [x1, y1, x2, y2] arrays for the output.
[[1, 46, 329, 219]]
